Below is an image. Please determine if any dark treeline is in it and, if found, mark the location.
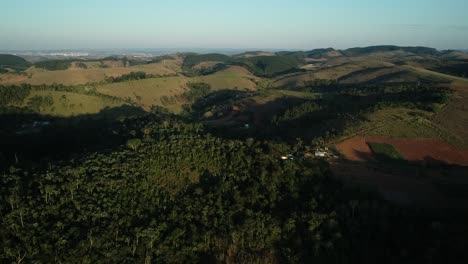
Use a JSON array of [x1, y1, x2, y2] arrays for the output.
[[182, 82, 212, 102], [160, 82, 213, 108], [184, 63, 229, 77], [0, 105, 149, 168], [0, 113, 467, 263], [106, 71, 178, 83], [106, 71, 152, 82], [0, 83, 129, 105], [26, 95, 54, 112], [0, 84, 31, 105], [34, 60, 75, 71]]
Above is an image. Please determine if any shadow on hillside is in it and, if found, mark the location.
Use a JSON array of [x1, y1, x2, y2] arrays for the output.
[[202, 96, 309, 141], [203, 95, 369, 143], [0, 105, 151, 168], [351, 148, 468, 168], [331, 156, 468, 212]]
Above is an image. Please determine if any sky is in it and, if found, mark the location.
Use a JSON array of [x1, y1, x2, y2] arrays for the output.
[[1, 0, 467, 50]]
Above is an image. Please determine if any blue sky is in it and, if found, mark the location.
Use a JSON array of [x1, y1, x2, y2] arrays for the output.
[[1, 0, 467, 50]]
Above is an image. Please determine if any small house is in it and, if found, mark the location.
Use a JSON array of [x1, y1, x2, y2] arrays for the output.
[[315, 150, 326, 157]]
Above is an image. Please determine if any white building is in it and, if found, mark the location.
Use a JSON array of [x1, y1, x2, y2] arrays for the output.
[[315, 150, 326, 157]]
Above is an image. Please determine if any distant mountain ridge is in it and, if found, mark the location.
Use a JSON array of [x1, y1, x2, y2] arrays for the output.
[[341, 45, 439, 56], [1, 45, 465, 77], [0, 54, 31, 67]]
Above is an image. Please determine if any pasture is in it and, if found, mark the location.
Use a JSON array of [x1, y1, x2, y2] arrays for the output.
[[18, 90, 125, 117], [94, 66, 259, 112]]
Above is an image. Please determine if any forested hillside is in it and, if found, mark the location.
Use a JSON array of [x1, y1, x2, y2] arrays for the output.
[[1, 113, 468, 263]]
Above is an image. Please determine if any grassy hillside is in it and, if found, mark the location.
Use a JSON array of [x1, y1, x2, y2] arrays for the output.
[[0, 59, 181, 86], [331, 107, 461, 147], [20, 90, 125, 116], [194, 66, 258, 90], [272, 57, 394, 88], [0, 84, 128, 117], [95, 66, 258, 112], [95, 76, 189, 112], [2, 46, 467, 144]]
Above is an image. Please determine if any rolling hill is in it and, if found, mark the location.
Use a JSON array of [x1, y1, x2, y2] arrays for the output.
[[0, 57, 182, 86], [342, 45, 439, 56], [2, 45, 468, 137], [2, 46, 468, 264], [0, 54, 31, 71]]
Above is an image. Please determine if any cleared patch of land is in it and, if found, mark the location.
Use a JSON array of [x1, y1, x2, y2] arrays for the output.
[[0, 73, 29, 84], [333, 135, 468, 209], [330, 107, 462, 148], [95, 76, 189, 111], [336, 136, 468, 166]]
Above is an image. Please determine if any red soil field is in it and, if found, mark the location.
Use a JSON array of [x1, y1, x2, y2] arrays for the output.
[[336, 136, 468, 166]]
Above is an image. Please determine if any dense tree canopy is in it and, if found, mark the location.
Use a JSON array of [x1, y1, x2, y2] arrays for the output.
[[1, 114, 467, 263]]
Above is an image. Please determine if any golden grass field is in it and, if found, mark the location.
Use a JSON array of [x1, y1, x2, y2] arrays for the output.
[[17, 90, 124, 117], [94, 66, 258, 112], [95, 76, 189, 112], [193, 66, 258, 90], [0, 59, 182, 86]]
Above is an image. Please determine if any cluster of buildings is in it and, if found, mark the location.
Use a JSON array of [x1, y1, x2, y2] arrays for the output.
[[281, 147, 340, 161]]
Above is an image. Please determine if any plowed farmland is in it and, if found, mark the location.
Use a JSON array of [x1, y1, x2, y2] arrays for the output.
[[336, 136, 468, 166]]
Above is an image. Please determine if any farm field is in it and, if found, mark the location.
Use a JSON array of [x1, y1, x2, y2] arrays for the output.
[[333, 135, 468, 209], [335, 136, 468, 166], [329, 107, 463, 147]]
